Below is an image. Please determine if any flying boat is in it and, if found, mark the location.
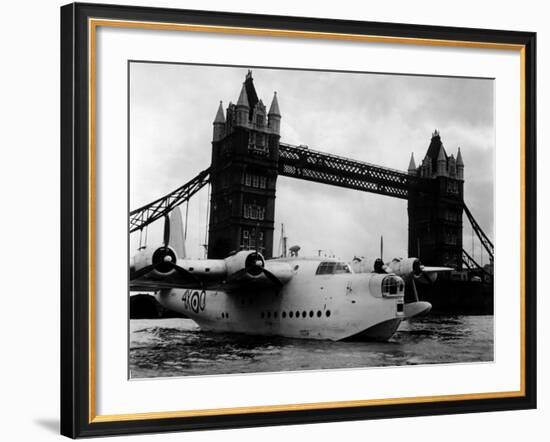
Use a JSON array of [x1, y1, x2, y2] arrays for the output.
[[130, 210, 432, 341]]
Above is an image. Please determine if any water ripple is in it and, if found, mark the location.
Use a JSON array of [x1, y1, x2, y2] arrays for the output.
[[129, 315, 493, 378]]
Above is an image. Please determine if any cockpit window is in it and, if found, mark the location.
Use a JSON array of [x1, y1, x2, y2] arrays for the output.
[[316, 261, 351, 275]]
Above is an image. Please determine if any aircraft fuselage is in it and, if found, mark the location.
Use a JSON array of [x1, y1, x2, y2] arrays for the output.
[[156, 258, 405, 341]]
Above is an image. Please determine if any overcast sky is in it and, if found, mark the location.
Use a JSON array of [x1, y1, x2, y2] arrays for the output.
[[130, 62, 494, 264]]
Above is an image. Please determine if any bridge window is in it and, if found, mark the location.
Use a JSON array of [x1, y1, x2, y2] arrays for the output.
[[243, 173, 267, 189], [240, 229, 264, 252], [315, 262, 352, 275], [243, 203, 266, 220], [248, 132, 267, 154], [447, 181, 459, 194]]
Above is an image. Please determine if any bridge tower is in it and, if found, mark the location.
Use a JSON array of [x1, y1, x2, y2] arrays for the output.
[[208, 71, 281, 258], [407, 130, 464, 268]]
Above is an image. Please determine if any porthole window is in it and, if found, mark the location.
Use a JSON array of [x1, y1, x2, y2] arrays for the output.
[[274, 312, 278, 319], [289, 311, 293, 318], [326, 310, 331, 317], [282, 311, 286, 318], [226, 312, 229, 319], [309, 311, 314, 317], [295, 310, 300, 318], [302, 311, 307, 318], [221, 313, 225, 318], [317, 310, 322, 317], [267, 312, 271, 319]]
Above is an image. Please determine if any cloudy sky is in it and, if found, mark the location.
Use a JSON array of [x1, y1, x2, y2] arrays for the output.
[[130, 62, 494, 264]]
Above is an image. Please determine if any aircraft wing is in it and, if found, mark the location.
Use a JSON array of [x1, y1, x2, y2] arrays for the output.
[[421, 266, 453, 273], [130, 249, 294, 292]]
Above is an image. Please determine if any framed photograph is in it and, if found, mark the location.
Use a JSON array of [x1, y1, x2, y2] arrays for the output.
[[60, 2, 536, 438]]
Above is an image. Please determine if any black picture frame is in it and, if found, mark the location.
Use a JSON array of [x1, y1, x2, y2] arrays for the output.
[[60, 2, 537, 438]]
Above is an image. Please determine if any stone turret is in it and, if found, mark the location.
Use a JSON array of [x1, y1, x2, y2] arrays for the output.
[[408, 152, 417, 175], [456, 147, 464, 180], [268, 92, 281, 135], [212, 101, 225, 142], [436, 144, 447, 177], [235, 82, 249, 127]]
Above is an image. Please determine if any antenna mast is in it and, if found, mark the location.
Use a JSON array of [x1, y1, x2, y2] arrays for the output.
[[282, 224, 287, 257]]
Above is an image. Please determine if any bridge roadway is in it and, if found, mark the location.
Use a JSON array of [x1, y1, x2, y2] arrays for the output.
[[278, 143, 433, 199], [129, 143, 435, 233]]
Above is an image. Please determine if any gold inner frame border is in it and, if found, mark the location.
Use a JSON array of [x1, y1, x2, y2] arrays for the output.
[[87, 17, 527, 424]]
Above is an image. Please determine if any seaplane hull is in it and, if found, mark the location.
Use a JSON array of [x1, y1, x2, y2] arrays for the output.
[[156, 259, 405, 341]]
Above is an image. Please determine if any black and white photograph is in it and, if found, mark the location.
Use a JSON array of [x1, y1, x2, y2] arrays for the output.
[[128, 63, 495, 378]]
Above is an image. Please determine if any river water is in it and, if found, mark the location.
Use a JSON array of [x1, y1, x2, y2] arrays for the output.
[[129, 315, 493, 378]]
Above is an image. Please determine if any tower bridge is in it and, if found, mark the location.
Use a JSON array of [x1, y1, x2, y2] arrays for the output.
[[130, 71, 492, 272]]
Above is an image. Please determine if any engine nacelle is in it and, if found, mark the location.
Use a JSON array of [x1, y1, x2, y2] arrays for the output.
[[225, 250, 265, 279], [385, 258, 421, 279], [130, 245, 179, 279]]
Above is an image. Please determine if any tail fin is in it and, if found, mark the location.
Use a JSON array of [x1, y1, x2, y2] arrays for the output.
[[169, 207, 186, 258]]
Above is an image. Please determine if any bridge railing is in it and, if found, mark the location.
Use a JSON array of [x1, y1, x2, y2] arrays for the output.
[[278, 143, 433, 199]]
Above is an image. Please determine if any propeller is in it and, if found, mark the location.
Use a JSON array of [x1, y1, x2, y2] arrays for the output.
[[373, 235, 388, 274], [253, 224, 282, 287], [163, 214, 170, 247], [262, 268, 284, 288], [227, 251, 283, 288]]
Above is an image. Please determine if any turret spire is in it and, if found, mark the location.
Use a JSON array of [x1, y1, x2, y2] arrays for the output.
[[456, 147, 464, 166], [267, 91, 281, 135], [237, 82, 249, 108], [437, 145, 447, 162], [213, 101, 225, 124], [212, 100, 226, 142], [408, 152, 417, 174], [436, 144, 447, 176], [268, 92, 281, 116], [456, 147, 464, 179], [235, 82, 250, 127]]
